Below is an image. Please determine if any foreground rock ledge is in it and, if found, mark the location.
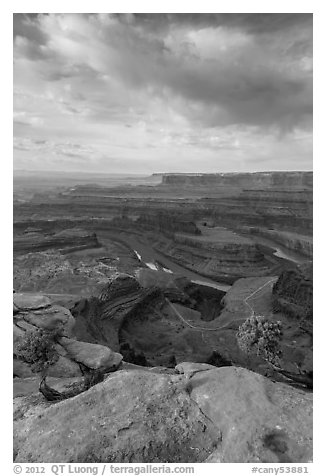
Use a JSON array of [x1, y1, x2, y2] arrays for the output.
[[14, 366, 312, 463]]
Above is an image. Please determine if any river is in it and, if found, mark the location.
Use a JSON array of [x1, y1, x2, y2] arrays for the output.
[[247, 234, 309, 264], [96, 230, 231, 292], [96, 228, 308, 293]]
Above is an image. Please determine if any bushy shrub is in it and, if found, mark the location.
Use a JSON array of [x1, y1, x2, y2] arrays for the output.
[[236, 315, 283, 366], [15, 328, 60, 374]]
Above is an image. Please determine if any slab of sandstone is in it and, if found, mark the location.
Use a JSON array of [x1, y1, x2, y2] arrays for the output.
[[14, 369, 219, 463], [14, 366, 312, 463], [13, 359, 34, 378], [59, 337, 123, 371], [47, 355, 82, 378], [13, 293, 52, 310], [20, 305, 75, 334], [190, 366, 312, 463]]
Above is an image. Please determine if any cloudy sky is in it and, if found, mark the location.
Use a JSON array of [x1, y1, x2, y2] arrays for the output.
[[13, 13, 313, 174]]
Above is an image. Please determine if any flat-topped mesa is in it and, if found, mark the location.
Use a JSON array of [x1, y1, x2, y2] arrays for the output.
[[13, 228, 100, 254], [161, 171, 313, 189]]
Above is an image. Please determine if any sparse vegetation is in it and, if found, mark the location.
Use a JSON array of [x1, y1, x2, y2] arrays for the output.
[[15, 328, 60, 376], [236, 315, 283, 366]]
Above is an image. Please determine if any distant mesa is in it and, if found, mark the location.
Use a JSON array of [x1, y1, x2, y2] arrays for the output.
[[161, 171, 313, 188]]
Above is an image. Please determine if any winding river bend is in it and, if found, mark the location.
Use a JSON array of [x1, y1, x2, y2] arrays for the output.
[[96, 228, 308, 293], [96, 230, 231, 292], [248, 234, 310, 264]]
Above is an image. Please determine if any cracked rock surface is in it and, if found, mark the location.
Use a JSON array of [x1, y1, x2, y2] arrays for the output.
[[14, 366, 312, 463]]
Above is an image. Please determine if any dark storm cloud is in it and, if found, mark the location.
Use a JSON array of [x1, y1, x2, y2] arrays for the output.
[[13, 13, 313, 172], [116, 13, 311, 33], [17, 13, 312, 130]]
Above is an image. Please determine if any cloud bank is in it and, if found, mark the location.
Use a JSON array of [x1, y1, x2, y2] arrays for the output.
[[13, 13, 313, 173]]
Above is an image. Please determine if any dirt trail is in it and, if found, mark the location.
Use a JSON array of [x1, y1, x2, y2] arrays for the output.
[[167, 277, 277, 332]]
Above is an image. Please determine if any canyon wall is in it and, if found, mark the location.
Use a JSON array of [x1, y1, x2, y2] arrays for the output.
[[162, 171, 313, 189], [14, 229, 100, 255], [246, 228, 313, 258], [272, 263, 313, 324]]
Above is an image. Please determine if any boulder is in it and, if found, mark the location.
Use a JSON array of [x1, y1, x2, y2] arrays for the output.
[[14, 366, 312, 463], [22, 305, 75, 335], [14, 370, 219, 463], [14, 321, 38, 333], [59, 337, 123, 371], [190, 366, 312, 463], [13, 359, 34, 378], [47, 355, 82, 378], [13, 293, 52, 310]]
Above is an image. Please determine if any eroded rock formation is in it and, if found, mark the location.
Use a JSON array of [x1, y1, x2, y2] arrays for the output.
[[272, 263, 313, 323], [14, 366, 312, 463], [14, 228, 100, 254], [13, 292, 122, 378]]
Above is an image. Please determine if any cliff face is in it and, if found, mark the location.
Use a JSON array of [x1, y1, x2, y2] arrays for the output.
[[248, 228, 313, 258], [162, 171, 313, 189], [137, 213, 201, 235], [272, 263, 313, 322], [14, 229, 100, 255], [151, 232, 275, 283], [71, 274, 148, 350], [13, 170, 313, 236]]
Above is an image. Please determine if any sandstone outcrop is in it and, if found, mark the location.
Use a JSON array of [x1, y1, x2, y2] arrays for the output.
[[161, 171, 313, 189], [59, 337, 122, 372], [152, 230, 273, 283], [137, 213, 201, 236], [246, 227, 313, 258], [14, 293, 75, 337], [190, 367, 312, 463], [71, 274, 149, 349], [13, 293, 122, 378], [272, 264, 313, 322], [14, 228, 100, 254], [14, 366, 312, 463]]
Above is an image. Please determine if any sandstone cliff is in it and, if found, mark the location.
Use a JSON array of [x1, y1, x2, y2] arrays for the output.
[[272, 264, 313, 323], [162, 171, 313, 189], [14, 228, 100, 255]]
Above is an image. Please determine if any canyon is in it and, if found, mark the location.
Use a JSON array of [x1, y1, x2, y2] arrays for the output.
[[13, 170, 313, 463]]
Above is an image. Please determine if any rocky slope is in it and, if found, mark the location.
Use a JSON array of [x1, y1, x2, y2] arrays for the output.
[[13, 268, 313, 463], [14, 228, 100, 255], [71, 274, 152, 350], [13, 232, 141, 295], [13, 293, 122, 378], [247, 228, 313, 258], [272, 264, 313, 323], [14, 365, 312, 463], [150, 228, 277, 283]]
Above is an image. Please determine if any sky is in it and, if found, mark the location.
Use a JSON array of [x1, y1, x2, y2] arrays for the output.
[[13, 13, 313, 174]]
